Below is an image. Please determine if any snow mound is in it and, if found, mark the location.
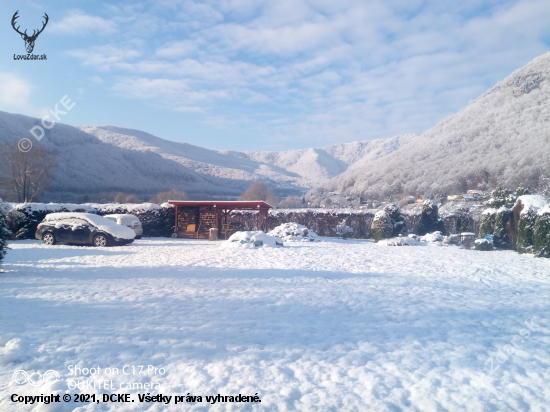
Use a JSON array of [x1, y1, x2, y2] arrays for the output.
[[379, 236, 420, 246], [44, 213, 135, 240], [267, 223, 319, 242], [420, 231, 444, 242], [0, 338, 36, 365], [223, 231, 283, 248]]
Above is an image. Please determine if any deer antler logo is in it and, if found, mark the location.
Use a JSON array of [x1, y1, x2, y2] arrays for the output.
[[12, 11, 49, 54]]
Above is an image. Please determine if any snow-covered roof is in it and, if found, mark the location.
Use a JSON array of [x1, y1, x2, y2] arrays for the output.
[[44, 212, 135, 239]]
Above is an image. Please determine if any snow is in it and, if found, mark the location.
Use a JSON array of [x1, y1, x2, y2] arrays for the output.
[[1, 238, 549, 411], [538, 204, 550, 216], [515, 195, 548, 215], [223, 231, 283, 248], [482, 208, 499, 215], [267, 223, 319, 242], [44, 213, 135, 240], [378, 236, 419, 246], [420, 231, 444, 242]]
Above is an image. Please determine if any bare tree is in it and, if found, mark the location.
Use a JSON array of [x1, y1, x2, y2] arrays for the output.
[[0, 142, 56, 202], [115, 192, 126, 204], [278, 195, 301, 209], [239, 182, 277, 205], [149, 189, 189, 204], [114, 192, 142, 204], [266, 192, 278, 207]]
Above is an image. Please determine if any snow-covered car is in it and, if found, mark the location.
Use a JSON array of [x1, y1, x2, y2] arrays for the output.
[[103, 214, 143, 239], [35, 213, 135, 247]]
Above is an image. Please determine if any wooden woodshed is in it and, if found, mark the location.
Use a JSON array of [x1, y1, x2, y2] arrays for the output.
[[168, 200, 273, 239]]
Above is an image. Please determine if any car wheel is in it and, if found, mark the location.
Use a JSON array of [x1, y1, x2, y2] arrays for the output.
[[42, 232, 56, 245], [93, 234, 108, 247]]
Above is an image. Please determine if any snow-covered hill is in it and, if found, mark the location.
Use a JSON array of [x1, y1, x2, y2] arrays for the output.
[[0, 112, 412, 201], [318, 51, 550, 198]]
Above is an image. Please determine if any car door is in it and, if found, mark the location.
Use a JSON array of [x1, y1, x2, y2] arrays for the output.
[[69, 218, 93, 244], [54, 219, 74, 243]]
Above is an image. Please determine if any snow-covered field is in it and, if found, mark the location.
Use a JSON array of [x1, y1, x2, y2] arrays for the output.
[[1, 238, 550, 411]]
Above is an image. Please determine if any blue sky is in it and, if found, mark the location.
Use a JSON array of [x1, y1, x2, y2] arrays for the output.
[[1, 0, 549, 151]]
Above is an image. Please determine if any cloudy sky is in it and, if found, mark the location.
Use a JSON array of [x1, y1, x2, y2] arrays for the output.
[[0, 0, 549, 151]]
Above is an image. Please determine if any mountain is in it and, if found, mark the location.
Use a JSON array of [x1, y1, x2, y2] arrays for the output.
[[0, 112, 412, 202], [316, 51, 550, 199]]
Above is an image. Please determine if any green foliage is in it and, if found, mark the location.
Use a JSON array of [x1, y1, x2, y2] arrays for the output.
[[0, 208, 10, 266], [383, 204, 408, 237], [534, 210, 550, 258], [484, 186, 532, 209], [493, 207, 512, 249], [371, 211, 393, 242], [517, 208, 537, 254], [417, 201, 445, 236], [479, 211, 497, 239]]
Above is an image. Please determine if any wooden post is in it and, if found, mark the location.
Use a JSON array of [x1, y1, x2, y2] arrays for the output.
[[258, 209, 264, 231]]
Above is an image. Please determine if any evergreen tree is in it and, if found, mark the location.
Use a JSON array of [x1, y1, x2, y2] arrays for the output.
[[493, 207, 512, 249], [416, 201, 445, 236], [0, 207, 10, 267], [371, 210, 393, 242], [479, 210, 497, 239], [517, 207, 538, 254], [534, 207, 550, 258], [383, 204, 408, 237]]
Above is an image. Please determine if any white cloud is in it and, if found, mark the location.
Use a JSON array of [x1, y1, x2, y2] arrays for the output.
[[50, 10, 117, 35], [0, 73, 33, 108], [64, 0, 550, 148]]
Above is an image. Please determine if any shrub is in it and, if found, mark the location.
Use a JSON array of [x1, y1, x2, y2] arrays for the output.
[[0, 207, 10, 266], [383, 204, 408, 237], [479, 209, 497, 239], [475, 239, 494, 251], [534, 206, 550, 258], [371, 210, 393, 242], [493, 207, 513, 249], [416, 201, 445, 236]]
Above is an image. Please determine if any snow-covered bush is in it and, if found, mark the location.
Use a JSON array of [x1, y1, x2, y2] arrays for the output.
[[416, 201, 445, 236], [333, 220, 353, 238], [379, 236, 419, 246], [420, 231, 444, 242], [493, 206, 513, 249], [267, 223, 319, 242], [0, 206, 10, 266], [475, 239, 494, 251], [371, 210, 393, 242], [443, 234, 461, 245], [484, 187, 532, 209], [223, 231, 283, 248], [514, 195, 548, 254], [534, 205, 550, 258], [383, 204, 408, 237]]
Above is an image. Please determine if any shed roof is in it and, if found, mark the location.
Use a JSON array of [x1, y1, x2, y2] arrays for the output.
[[168, 200, 273, 210]]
